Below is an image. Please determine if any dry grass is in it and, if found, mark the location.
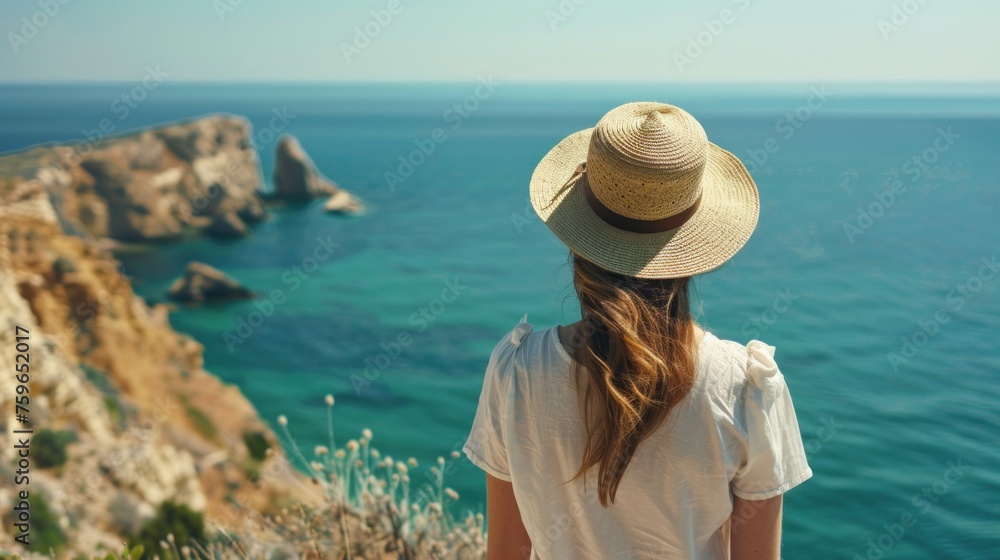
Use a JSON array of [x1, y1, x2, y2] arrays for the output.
[[159, 395, 485, 560]]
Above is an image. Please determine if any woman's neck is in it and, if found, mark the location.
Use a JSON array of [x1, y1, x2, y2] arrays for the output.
[[557, 320, 705, 360]]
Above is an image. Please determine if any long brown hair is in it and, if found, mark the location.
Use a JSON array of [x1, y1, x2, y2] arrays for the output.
[[568, 253, 698, 506]]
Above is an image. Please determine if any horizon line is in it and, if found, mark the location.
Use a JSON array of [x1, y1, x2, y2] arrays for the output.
[[1, 79, 999, 87]]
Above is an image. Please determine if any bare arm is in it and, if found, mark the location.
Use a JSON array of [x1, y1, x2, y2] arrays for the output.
[[731, 494, 782, 560], [486, 474, 531, 560]]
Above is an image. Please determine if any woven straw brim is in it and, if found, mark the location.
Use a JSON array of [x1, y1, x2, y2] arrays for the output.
[[529, 129, 759, 279]]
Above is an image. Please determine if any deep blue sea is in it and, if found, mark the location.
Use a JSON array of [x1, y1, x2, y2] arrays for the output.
[[1, 83, 998, 558]]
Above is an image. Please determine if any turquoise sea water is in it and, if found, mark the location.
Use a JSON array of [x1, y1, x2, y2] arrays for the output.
[[1, 83, 998, 558]]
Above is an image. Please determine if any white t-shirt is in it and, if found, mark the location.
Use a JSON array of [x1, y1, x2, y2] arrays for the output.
[[463, 319, 812, 559]]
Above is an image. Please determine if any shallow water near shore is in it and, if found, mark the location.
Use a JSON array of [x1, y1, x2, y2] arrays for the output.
[[2, 83, 998, 558]]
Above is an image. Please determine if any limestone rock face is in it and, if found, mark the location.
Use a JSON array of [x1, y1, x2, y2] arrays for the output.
[[272, 135, 363, 212], [0, 184, 308, 556], [0, 115, 267, 241], [101, 441, 206, 510], [81, 159, 184, 241], [168, 261, 254, 302]]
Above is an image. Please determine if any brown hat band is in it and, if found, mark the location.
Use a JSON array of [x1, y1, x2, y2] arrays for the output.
[[576, 163, 702, 234]]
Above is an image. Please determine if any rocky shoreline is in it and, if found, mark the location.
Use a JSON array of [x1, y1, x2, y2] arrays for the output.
[[0, 116, 358, 555]]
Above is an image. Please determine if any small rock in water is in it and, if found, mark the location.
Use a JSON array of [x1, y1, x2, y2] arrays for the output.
[[167, 261, 254, 303], [323, 190, 363, 214]]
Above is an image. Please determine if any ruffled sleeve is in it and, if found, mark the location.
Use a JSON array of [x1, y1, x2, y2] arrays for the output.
[[731, 341, 813, 500], [463, 316, 532, 482]]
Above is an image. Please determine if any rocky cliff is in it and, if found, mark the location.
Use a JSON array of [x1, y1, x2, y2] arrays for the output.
[[0, 115, 267, 242], [0, 121, 311, 556]]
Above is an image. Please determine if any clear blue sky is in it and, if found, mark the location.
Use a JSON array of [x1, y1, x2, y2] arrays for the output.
[[1, 0, 997, 83]]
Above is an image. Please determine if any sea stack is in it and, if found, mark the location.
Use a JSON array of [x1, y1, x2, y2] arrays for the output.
[[271, 135, 363, 213], [168, 261, 254, 303]]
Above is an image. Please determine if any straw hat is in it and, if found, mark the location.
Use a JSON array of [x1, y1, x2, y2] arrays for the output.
[[529, 102, 759, 279]]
